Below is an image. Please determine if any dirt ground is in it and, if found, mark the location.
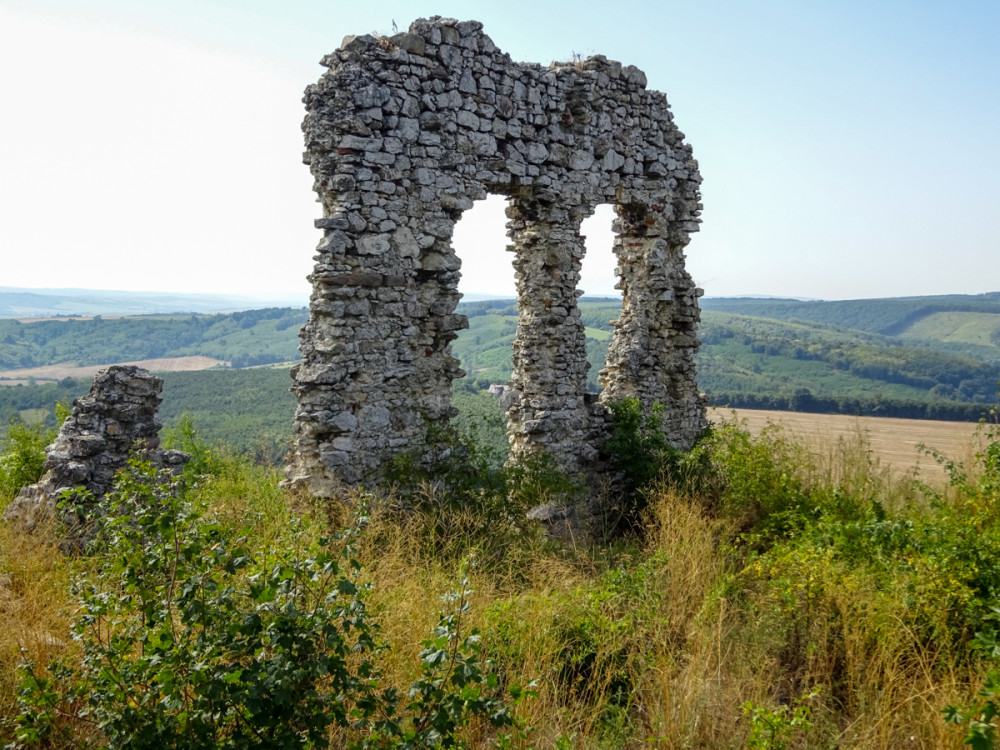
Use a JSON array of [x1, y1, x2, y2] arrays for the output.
[[709, 407, 992, 485], [0, 356, 228, 385]]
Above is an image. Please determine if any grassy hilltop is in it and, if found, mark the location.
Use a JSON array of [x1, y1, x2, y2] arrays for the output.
[[2, 397, 1000, 747], [1, 291, 1000, 746]]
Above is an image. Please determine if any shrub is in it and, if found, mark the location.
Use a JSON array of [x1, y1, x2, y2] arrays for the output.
[[383, 424, 580, 568], [9, 461, 529, 750], [601, 398, 683, 535], [0, 406, 66, 505], [742, 688, 818, 750], [685, 420, 818, 549], [11, 459, 383, 749], [944, 608, 1000, 749], [160, 412, 213, 480]]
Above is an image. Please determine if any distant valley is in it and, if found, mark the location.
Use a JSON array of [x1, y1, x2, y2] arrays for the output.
[[1, 290, 998, 455]]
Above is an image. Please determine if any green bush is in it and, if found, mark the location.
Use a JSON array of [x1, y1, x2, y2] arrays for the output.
[[12, 460, 383, 749], [684, 420, 817, 549], [160, 412, 214, 480], [601, 398, 683, 535], [10, 461, 529, 749], [383, 424, 581, 568], [742, 689, 818, 750], [0, 406, 66, 505]]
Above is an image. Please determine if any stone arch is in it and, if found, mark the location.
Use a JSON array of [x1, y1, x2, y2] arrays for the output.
[[286, 17, 706, 495]]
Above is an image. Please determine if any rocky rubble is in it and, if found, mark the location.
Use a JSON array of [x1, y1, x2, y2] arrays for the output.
[[287, 17, 706, 494]]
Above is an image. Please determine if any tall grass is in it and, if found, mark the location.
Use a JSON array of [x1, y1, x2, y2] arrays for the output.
[[1, 411, 998, 748]]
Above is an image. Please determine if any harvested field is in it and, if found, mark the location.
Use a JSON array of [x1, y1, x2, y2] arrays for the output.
[[710, 407, 991, 485], [12, 316, 122, 323], [0, 356, 228, 385]]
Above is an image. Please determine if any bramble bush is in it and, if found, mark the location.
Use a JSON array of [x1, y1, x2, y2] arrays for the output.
[[741, 688, 818, 750], [383, 422, 581, 568], [945, 610, 1000, 750]]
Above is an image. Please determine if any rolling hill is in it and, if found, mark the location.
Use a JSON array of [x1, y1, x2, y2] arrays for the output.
[[1, 294, 997, 454]]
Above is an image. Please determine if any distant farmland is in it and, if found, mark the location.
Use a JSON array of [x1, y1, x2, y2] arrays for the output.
[[711, 407, 990, 484], [0, 356, 228, 386]]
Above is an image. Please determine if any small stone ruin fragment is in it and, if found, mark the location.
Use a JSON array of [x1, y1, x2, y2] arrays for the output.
[[2, 365, 188, 534]]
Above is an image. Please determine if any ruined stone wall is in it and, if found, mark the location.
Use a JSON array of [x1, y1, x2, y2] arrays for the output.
[[3, 365, 187, 530], [287, 17, 706, 495]]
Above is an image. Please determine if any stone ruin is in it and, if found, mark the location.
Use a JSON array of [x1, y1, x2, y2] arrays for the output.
[[285, 17, 706, 495], [2, 365, 187, 532]]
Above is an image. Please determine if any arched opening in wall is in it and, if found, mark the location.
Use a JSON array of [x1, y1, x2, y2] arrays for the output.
[[449, 193, 517, 464], [578, 203, 619, 393]]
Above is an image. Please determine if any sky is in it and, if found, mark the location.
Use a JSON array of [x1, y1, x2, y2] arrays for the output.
[[1, 0, 998, 302]]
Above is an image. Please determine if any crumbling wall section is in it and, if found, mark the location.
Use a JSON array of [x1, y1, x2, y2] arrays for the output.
[[3, 365, 188, 530], [287, 17, 706, 494]]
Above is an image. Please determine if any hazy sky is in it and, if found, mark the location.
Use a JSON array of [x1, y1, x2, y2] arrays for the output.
[[2, 0, 998, 301]]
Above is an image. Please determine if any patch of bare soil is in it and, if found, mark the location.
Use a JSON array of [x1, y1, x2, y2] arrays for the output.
[[710, 407, 990, 484], [0, 356, 228, 385]]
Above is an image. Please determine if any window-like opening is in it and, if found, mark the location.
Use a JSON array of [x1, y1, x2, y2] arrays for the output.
[[449, 193, 516, 464], [578, 204, 619, 392], [453, 194, 516, 301]]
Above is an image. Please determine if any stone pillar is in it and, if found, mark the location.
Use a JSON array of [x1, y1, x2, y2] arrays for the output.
[[600, 204, 707, 449], [286, 183, 470, 495], [505, 193, 598, 473]]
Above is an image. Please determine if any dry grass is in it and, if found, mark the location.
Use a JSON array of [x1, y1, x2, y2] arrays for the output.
[[0, 518, 83, 731], [2, 420, 997, 748]]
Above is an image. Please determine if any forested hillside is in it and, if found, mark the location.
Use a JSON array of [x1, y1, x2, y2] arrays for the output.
[[696, 312, 998, 418], [701, 293, 1000, 338], [455, 299, 999, 421], [0, 368, 297, 457], [0, 308, 307, 370], [1, 295, 998, 453]]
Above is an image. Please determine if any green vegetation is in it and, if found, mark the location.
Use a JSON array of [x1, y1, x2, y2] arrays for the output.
[[0, 380, 87, 431], [700, 292, 1000, 336], [10, 460, 528, 749], [697, 311, 998, 419], [0, 422, 54, 502], [0, 369, 298, 460], [455, 299, 999, 422], [2, 293, 999, 462], [0, 308, 307, 371], [601, 398, 683, 535], [158, 368, 298, 461], [4, 294, 1000, 745], [4, 398, 1000, 747], [450, 389, 510, 466], [900, 311, 1000, 348]]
